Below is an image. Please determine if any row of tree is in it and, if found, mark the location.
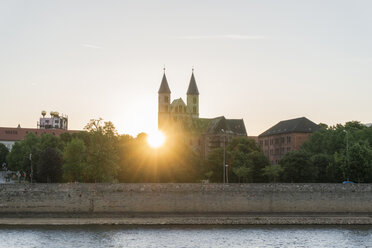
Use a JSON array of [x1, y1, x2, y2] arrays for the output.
[[279, 121, 372, 183], [1, 119, 371, 183]]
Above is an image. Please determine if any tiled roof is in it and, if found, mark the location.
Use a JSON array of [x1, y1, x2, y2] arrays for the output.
[[259, 117, 320, 137], [0, 127, 81, 142], [158, 73, 171, 94], [205, 116, 247, 135], [186, 72, 199, 95], [170, 98, 186, 106]]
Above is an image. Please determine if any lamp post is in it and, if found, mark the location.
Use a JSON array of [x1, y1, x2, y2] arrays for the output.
[[221, 129, 226, 184], [343, 130, 349, 180], [225, 164, 229, 183], [29, 153, 33, 183]]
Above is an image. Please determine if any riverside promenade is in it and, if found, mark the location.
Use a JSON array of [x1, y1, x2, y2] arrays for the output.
[[1, 183, 372, 225]]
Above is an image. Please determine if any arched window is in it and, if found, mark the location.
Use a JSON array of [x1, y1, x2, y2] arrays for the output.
[[193, 106, 196, 113]]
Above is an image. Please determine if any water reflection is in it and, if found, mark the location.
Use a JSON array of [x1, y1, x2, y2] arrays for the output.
[[0, 225, 371, 248]]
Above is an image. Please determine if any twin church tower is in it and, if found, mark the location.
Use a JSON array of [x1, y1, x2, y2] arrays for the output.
[[158, 69, 200, 131]]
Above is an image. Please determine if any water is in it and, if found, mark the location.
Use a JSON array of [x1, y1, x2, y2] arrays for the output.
[[0, 225, 371, 248]]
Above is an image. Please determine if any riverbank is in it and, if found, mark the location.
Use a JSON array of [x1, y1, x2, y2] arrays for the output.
[[1, 213, 372, 225], [1, 183, 372, 225]]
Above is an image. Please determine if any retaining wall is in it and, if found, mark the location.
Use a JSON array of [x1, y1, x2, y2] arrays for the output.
[[1, 183, 371, 214]]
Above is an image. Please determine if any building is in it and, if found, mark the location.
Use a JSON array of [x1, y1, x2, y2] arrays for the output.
[[0, 111, 80, 150], [258, 117, 320, 164], [38, 111, 68, 130], [158, 69, 247, 159]]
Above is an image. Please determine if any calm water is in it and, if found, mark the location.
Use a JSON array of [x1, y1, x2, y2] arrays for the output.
[[0, 225, 371, 248]]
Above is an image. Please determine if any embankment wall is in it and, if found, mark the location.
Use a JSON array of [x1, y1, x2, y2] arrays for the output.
[[1, 183, 371, 214]]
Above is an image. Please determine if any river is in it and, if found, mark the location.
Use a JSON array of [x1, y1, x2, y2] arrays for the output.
[[0, 225, 371, 248]]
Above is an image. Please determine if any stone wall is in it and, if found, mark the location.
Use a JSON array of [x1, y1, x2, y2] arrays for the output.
[[1, 183, 372, 214]]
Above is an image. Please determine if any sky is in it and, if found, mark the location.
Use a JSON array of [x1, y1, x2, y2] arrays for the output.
[[1, 0, 371, 136]]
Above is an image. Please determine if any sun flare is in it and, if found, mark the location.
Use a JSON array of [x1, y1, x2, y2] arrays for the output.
[[147, 130, 166, 148]]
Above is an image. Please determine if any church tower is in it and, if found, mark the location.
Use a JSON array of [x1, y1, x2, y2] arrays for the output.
[[158, 69, 171, 130], [187, 70, 199, 118]]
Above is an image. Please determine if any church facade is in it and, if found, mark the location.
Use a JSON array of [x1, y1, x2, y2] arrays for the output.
[[158, 70, 247, 159]]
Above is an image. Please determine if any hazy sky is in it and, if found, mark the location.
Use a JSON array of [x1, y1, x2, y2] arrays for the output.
[[1, 0, 371, 136]]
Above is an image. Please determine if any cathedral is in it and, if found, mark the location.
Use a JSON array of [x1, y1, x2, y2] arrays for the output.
[[158, 69, 247, 159]]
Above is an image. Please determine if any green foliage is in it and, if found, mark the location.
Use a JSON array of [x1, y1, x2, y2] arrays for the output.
[[6, 133, 41, 178], [204, 148, 224, 182], [0, 143, 9, 168], [232, 166, 251, 183], [280, 150, 317, 183], [117, 133, 202, 183], [38, 147, 63, 183], [262, 164, 283, 183], [341, 141, 372, 183], [204, 137, 269, 183], [298, 121, 372, 182], [62, 138, 87, 182]]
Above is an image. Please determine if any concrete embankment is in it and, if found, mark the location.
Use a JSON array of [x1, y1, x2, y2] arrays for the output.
[[1, 183, 372, 225]]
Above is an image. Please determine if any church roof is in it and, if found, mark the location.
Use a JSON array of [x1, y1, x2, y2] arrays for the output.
[[171, 98, 186, 106], [259, 117, 320, 137], [205, 116, 247, 135], [158, 73, 171, 94], [187, 72, 199, 95]]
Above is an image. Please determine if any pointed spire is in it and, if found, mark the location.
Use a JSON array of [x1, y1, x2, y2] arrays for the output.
[[187, 69, 199, 95], [158, 69, 171, 94]]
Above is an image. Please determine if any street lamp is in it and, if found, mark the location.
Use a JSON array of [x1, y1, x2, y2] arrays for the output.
[[225, 164, 229, 183], [343, 130, 349, 180], [29, 153, 33, 183], [221, 129, 226, 183]]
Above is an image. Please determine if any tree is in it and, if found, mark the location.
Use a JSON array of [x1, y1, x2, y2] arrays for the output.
[[62, 138, 87, 182], [310, 153, 332, 182], [6, 133, 41, 178], [227, 137, 269, 183], [263, 164, 283, 183], [280, 150, 317, 183], [232, 166, 251, 183], [84, 119, 120, 182], [37, 147, 63, 183], [0, 143, 9, 169], [340, 141, 372, 183]]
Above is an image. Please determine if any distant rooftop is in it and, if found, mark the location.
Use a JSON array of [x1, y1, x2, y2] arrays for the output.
[[259, 117, 320, 137]]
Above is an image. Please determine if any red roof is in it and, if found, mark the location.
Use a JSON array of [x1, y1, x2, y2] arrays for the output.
[[0, 127, 82, 141]]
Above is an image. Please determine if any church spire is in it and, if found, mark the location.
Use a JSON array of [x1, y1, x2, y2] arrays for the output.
[[158, 69, 171, 94], [187, 69, 199, 95]]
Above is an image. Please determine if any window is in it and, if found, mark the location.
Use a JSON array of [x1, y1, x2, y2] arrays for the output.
[[264, 140, 268, 146], [5, 130, 18, 135], [193, 97, 197, 104], [287, 147, 291, 152], [179, 106, 182, 113], [193, 106, 196, 113], [164, 96, 169, 102], [287, 136, 291, 143], [280, 137, 285, 144]]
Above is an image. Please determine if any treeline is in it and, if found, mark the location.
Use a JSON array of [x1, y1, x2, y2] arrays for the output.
[[278, 121, 372, 183], [2, 119, 202, 183], [1, 119, 371, 183]]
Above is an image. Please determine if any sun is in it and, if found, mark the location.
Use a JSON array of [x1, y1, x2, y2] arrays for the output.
[[147, 130, 166, 148]]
